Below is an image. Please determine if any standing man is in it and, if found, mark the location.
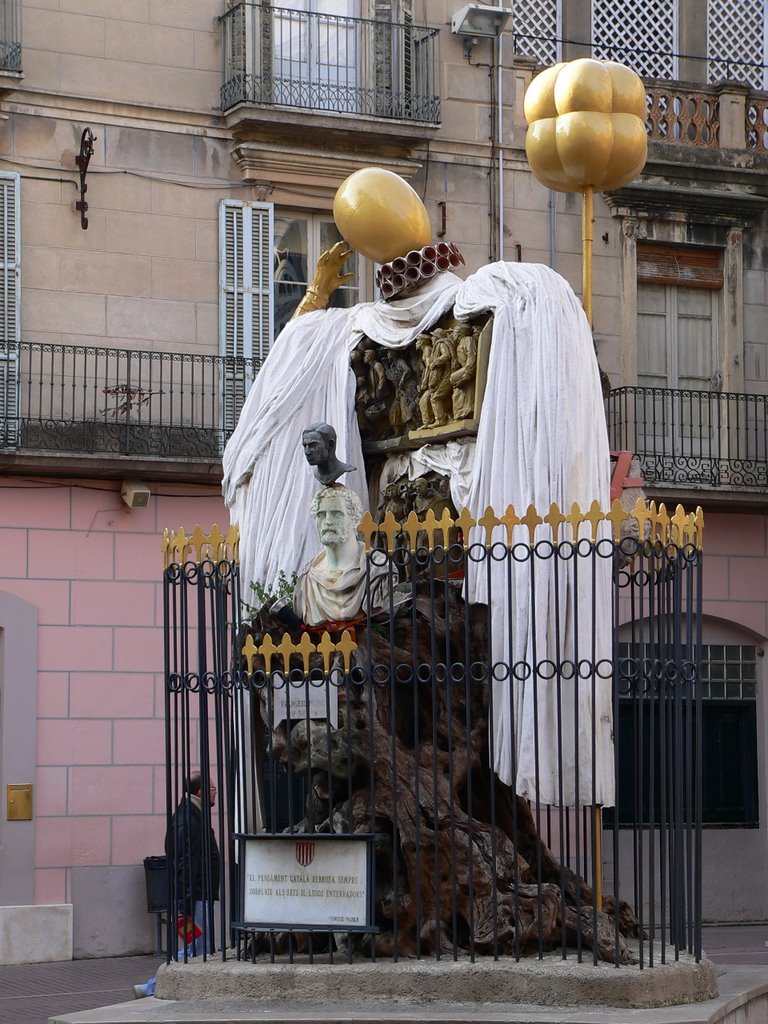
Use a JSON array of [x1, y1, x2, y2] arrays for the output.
[[134, 772, 220, 998], [169, 770, 220, 957]]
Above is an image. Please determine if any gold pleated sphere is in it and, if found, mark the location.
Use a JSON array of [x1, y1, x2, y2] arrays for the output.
[[525, 58, 647, 193], [333, 168, 432, 263]]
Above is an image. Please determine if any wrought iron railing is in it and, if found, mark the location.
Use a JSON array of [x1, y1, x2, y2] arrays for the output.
[[162, 504, 704, 970], [220, 1, 440, 122], [0, 0, 20, 72], [0, 341, 260, 459], [607, 386, 768, 490]]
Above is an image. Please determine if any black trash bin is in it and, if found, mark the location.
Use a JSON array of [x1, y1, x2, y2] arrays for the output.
[[143, 855, 168, 913]]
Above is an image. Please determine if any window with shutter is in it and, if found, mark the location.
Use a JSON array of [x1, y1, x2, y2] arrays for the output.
[[219, 199, 274, 433], [0, 172, 20, 449]]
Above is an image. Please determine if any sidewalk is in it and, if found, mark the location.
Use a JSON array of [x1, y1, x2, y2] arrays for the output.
[[0, 927, 765, 1024], [0, 954, 163, 1024]]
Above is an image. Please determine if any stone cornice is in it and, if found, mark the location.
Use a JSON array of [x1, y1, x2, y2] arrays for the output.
[[1, 89, 228, 138]]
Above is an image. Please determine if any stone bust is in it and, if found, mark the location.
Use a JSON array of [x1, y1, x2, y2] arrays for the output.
[[302, 422, 356, 486], [293, 485, 386, 626]]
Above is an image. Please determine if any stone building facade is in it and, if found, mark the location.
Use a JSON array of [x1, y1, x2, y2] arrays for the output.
[[0, 0, 766, 958]]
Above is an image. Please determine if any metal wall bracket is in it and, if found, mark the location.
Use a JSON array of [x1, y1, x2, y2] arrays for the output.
[[75, 127, 96, 229]]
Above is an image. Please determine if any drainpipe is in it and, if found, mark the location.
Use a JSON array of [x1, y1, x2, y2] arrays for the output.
[[497, 34, 505, 263]]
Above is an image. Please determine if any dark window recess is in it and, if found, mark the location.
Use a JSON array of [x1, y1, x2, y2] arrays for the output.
[[606, 643, 758, 829], [607, 700, 758, 828]]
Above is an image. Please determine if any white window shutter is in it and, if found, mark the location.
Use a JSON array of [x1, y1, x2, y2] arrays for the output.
[[219, 199, 273, 433], [0, 171, 20, 448]]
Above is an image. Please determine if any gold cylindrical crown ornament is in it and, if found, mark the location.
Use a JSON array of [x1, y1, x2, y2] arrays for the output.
[[524, 59, 647, 326]]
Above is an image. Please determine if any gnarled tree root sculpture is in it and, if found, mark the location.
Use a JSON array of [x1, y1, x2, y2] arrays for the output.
[[246, 583, 639, 963]]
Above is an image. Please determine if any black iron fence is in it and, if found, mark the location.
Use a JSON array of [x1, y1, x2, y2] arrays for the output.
[[0, 341, 260, 459], [162, 500, 703, 969], [220, 1, 440, 122], [607, 386, 768, 491]]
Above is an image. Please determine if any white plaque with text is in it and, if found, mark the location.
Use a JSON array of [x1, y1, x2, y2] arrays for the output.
[[244, 837, 368, 928], [271, 674, 339, 728]]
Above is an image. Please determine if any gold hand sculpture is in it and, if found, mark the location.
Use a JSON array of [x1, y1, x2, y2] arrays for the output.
[[291, 240, 355, 319]]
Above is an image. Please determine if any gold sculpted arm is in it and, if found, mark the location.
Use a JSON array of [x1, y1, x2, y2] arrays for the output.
[[291, 240, 355, 319]]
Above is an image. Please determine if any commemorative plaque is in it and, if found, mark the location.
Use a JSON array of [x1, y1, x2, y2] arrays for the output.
[[243, 835, 371, 929]]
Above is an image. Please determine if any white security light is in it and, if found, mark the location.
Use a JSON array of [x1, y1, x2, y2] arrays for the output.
[[451, 4, 511, 57]]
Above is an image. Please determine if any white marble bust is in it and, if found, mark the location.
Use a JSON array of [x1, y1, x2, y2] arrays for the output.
[[293, 485, 385, 626]]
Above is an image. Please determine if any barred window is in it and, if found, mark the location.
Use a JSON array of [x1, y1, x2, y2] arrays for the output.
[[611, 644, 759, 828]]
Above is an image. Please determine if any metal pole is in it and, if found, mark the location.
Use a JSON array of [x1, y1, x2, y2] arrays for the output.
[[582, 184, 594, 328]]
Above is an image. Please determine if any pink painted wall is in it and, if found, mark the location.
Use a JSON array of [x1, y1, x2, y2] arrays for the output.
[[0, 477, 228, 913], [699, 510, 768, 638]]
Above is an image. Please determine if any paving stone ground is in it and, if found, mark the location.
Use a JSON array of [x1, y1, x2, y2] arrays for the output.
[[0, 927, 765, 1024]]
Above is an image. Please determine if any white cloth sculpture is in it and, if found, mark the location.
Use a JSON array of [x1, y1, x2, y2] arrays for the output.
[[222, 262, 613, 806]]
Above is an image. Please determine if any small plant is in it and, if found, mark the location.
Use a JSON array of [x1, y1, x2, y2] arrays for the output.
[[241, 569, 298, 623]]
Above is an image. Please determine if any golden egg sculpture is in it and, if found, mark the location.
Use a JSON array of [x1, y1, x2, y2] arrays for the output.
[[333, 168, 432, 264], [524, 58, 647, 192]]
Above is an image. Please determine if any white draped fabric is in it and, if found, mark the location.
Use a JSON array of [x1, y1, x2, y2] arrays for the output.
[[222, 262, 613, 806]]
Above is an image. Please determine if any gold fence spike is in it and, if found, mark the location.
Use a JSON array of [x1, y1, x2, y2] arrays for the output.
[[227, 523, 240, 563], [336, 629, 358, 673], [630, 497, 652, 540], [189, 524, 208, 562], [656, 502, 670, 543], [671, 505, 689, 546], [647, 500, 659, 539], [478, 506, 499, 547], [584, 499, 605, 543], [500, 504, 520, 546], [317, 632, 336, 674], [296, 632, 316, 673], [380, 510, 400, 553], [208, 523, 226, 561], [606, 499, 629, 542], [565, 502, 583, 539], [259, 633, 277, 670], [357, 511, 378, 553], [684, 512, 697, 547], [242, 633, 259, 674], [543, 502, 566, 544], [521, 504, 543, 546], [695, 506, 705, 550], [403, 510, 421, 553], [162, 523, 240, 568], [161, 529, 172, 570], [277, 633, 296, 672], [422, 508, 440, 550], [437, 507, 455, 545], [455, 507, 476, 548]]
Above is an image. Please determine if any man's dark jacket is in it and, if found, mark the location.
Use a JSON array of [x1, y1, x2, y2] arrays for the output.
[[165, 796, 220, 909]]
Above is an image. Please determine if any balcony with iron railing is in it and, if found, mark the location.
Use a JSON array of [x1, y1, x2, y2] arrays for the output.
[[511, 33, 768, 158], [220, 1, 440, 125], [0, 0, 19, 71], [0, 341, 259, 476], [606, 386, 768, 497]]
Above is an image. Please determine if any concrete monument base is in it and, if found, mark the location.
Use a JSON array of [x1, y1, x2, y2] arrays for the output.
[[154, 947, 717, 1009], [49, 961, 768, 1024]]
